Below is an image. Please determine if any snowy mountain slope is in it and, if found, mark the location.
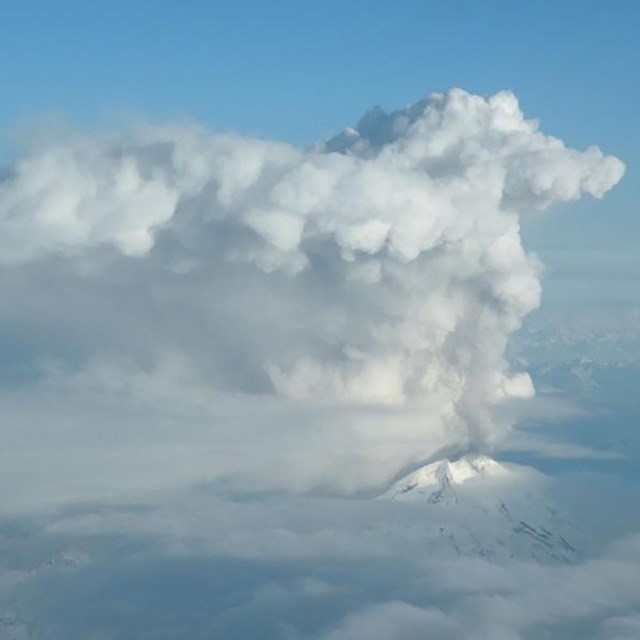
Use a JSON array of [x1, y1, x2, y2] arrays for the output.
[[381, 455, 580, 563]]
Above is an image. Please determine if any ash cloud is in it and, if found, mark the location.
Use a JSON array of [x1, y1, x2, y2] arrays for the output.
[[0, 89, 625, 505]]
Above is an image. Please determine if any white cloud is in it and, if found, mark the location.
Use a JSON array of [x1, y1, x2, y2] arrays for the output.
[[0, 88, 624, 505]]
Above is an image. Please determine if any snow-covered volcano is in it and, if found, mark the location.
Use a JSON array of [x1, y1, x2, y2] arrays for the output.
[[381, 455, 579, 563]]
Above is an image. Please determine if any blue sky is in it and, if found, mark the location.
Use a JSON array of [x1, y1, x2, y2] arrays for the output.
[[1, 0, 637, 148]]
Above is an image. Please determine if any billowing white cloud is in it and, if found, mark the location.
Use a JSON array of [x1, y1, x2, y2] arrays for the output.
[[0, 89, 625, 505]]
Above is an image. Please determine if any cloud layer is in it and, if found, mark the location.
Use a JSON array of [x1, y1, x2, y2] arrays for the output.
[[2, 488, 640, 640]]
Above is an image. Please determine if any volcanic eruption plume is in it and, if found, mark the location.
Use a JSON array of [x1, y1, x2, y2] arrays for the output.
[[0, 89, 624, 499]]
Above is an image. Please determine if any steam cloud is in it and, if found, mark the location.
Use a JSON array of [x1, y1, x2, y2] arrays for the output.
[[0, 89, 624, 501]]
